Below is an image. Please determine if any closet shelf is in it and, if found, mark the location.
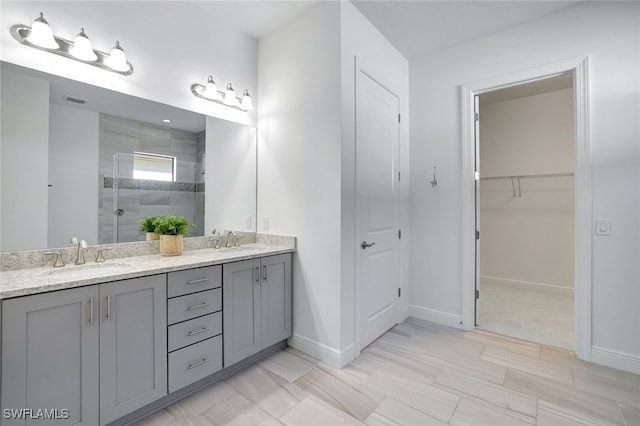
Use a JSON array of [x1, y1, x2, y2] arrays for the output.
[[479, 172, 574, 197]]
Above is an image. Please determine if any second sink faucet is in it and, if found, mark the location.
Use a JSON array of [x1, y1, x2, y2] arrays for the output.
[[225, 231, 237, 248], [70, 237, 88, 265]]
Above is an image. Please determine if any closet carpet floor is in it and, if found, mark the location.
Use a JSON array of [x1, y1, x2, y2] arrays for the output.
[[133, 319, 639, 426], [478, 278, 575, 350]]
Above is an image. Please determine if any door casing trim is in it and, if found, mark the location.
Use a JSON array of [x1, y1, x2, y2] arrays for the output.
[[460, 56, 591, 360]]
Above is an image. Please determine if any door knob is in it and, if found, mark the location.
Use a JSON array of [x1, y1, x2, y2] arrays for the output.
[[361, 241, 376, 249]]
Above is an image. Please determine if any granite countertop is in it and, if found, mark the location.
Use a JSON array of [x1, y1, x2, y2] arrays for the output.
[[0, 243, 294, 300]]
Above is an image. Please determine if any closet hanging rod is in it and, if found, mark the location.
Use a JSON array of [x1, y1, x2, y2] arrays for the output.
[[479, 172, 574, 181]]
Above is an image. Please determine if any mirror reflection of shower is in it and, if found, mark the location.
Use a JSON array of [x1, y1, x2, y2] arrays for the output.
[[106, 152, 205, 243]]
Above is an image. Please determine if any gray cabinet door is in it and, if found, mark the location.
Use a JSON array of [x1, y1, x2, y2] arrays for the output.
[[223, 258, 261, 367], [99, 275, 167, 425], [261, 253, 292, 347], [1, 286, 99, 426]]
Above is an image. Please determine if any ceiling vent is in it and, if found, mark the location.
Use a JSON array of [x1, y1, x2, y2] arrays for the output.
[[64, 95, 87, 104]]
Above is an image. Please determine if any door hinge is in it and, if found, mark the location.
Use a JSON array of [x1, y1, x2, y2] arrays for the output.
[[475, 289, 480, 299], [476, 230, 480, 240], [398, 114, 401, 123], [475, 112, 479, 122], [398, 171, 401, 181], [398, 288, 401, 297], [398, 230, 402, 239]]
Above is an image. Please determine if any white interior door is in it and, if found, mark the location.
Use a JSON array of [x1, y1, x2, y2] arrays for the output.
[[356, 67, 401, 350]]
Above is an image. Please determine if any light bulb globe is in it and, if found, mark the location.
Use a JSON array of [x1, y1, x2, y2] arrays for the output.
[[105, 41, 130, 72], [26, 12, 59, 49], [223, 83, 238, 106], [69, 28, 97, 61]]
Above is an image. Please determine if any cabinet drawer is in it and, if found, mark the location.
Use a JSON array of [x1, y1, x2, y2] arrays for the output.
[[168, 335, 222, 393], [168, 312, 222, 352], [168, 265, 222, 298], [168, 288, 221, 325]]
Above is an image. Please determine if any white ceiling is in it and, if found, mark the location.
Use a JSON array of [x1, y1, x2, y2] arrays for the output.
[[350, 1, 582, 60], [193, 0, 582, 61]]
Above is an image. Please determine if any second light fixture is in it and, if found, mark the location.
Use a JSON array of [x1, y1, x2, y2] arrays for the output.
[[191, 75, 253, 111]]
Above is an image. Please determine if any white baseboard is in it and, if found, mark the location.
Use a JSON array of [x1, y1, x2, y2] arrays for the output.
[[408, 305, 463, 329], [400, 304, 410, 323], [480, 275, 574, 292], [287, 334, 355, 368], [591, 346, 640, 375]]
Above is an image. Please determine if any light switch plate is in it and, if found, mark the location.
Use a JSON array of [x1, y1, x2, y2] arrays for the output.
[[595, 219, 611, 236]]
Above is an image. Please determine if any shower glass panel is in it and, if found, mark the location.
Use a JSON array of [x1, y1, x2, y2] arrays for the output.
[[111, 152, 205, 243]]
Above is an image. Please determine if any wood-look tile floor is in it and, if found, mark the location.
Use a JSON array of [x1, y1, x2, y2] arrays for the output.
[[133, 319, 640, 426]]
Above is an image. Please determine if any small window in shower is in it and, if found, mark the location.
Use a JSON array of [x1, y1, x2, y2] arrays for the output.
[[132, 152, 176, 182]]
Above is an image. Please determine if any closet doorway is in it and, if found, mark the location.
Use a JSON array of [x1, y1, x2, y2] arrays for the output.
[[476, 74, 575, 350]]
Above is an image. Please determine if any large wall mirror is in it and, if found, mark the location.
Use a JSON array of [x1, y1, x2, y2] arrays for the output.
[[0, 61, 257, 252]]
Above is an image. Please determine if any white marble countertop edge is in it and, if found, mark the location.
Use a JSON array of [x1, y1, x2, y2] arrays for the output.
[[0, 244, 294, 300]]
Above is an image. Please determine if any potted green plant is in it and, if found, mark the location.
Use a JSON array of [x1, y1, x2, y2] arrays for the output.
[[153, 215, 192, 256], [139, 216, 160, 241]]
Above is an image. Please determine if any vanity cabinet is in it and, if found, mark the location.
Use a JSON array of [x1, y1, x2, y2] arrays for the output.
[[223, 253, 291, 367], [1, 250, 293, 425], [1, 286, 99, 426], [1, 275, 166, 426], [99, 275, 167, 425], [167, 265, 223, 393]]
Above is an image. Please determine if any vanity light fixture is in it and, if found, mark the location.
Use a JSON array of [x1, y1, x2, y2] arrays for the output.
[[11, 12, 133, 75], [191, 76, 253, 111]]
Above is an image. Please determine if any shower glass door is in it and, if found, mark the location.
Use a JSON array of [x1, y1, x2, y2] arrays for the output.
[[110, 152, 204, 243]]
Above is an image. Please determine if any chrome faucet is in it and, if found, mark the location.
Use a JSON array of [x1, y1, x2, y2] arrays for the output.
[[70, 237, 88, 265], [211, 229, 222, 249], [225, 231, 237, 248], [44, 251, 65, 267]]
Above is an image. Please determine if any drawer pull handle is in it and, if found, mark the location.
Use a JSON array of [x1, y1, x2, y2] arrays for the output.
[[187, 278, 209, 285], [187, 302, 210, 311], [187, 327, 210, 337], [187, 358, 209, 370]]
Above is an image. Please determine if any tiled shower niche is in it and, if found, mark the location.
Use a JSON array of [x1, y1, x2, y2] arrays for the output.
[[98, 114, 205, 244]]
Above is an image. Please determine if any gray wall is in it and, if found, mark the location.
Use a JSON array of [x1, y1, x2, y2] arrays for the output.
[[99, 114, 205, 243]]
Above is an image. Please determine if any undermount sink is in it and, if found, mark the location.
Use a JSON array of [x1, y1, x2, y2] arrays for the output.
[[218, 245, 255, 252], [40, 262, 132, 277]]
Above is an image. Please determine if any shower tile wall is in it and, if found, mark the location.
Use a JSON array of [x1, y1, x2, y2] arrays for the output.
[[98, 114, 206, 243]]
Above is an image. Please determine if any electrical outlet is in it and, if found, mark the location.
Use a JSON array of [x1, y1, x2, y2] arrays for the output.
[[263, 216, 269, 231], [246, 215, 252, 229]]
